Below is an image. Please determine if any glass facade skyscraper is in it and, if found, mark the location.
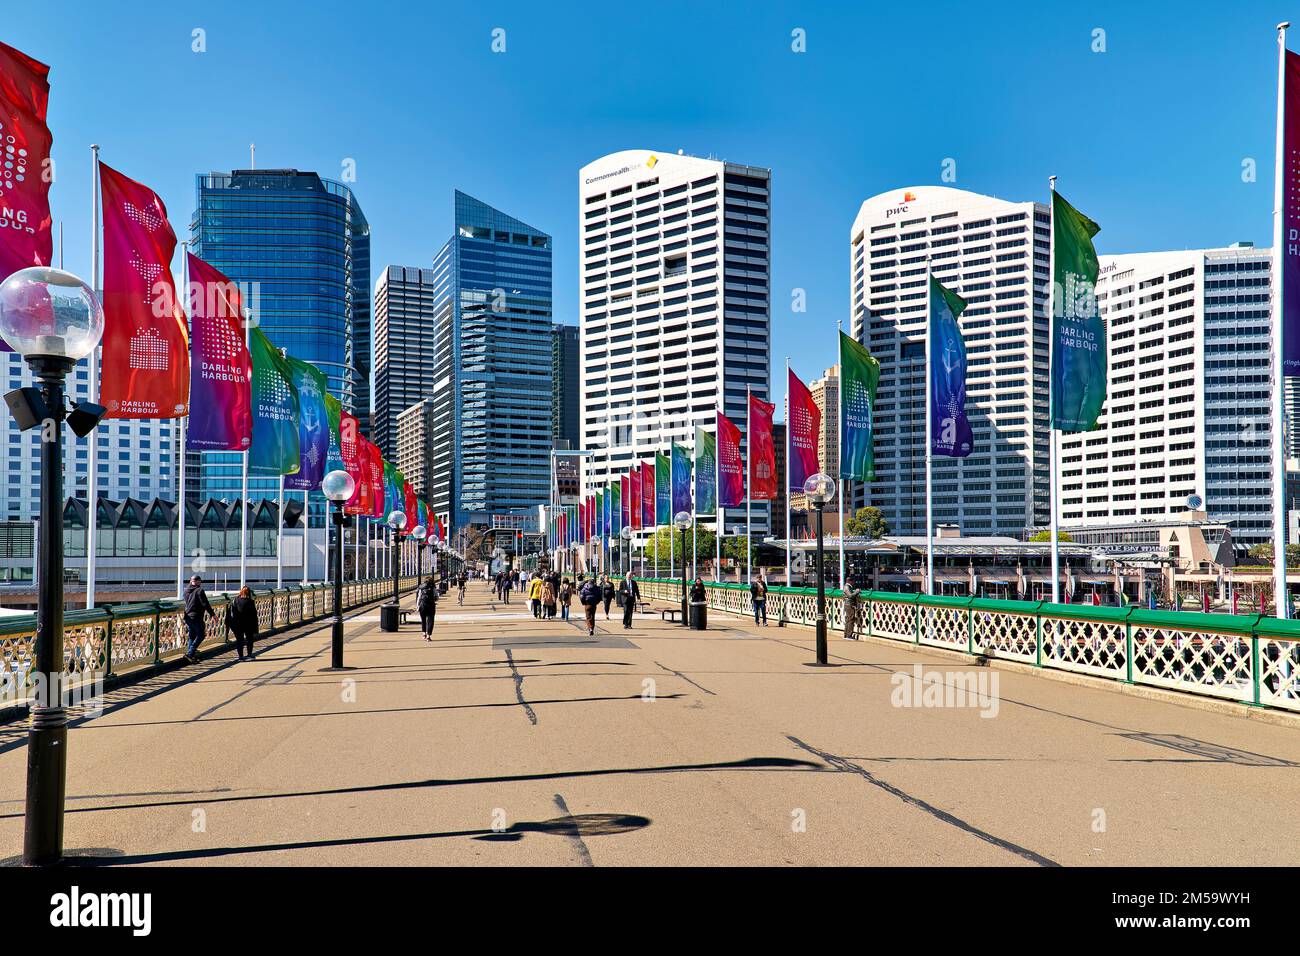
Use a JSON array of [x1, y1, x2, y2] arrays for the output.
[[188, 169, 370, 513], [422, 191, 553, 531]]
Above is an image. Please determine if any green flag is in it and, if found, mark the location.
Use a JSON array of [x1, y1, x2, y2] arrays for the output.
[[248, 327, 300, 475], [1051, 190, 1105, 432], [695, 426, 716, 516], [839, 330, 881, 481]]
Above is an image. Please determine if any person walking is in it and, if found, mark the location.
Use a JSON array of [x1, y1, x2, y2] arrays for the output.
[[559, 578, 573, 622], [457, 572, 467, 606], [542, 576, 557, 619], [182, 574, 216, 663], [618, 573, 641, 630], [579, 574, 600, 636], [416, 574, 438, 641], [528, 574, 544, 618], [226, 585, 260, 660], [601, 573, 615, 620], [751, 572, 769, 626]]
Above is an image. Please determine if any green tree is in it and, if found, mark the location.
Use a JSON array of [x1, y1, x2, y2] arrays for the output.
[[845, 506, 889, 538], [1029, 530, 1073, 543], [1247, 543, 1300, 566], [644, 523, 717, 574]]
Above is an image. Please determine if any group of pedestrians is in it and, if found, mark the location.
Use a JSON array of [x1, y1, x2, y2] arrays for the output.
[[180, 574, 260, 664], [493, 568, 519, 603]]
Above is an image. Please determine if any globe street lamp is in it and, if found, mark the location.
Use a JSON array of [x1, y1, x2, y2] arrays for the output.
[[803, 473, 837, 666], [381, 510, 406, 631], [619, 526, 633, 578], [411, 524, 427, 579], [0, 267, 106, 866], [321, 469, 355, 671], [674, 511, 692, 626]]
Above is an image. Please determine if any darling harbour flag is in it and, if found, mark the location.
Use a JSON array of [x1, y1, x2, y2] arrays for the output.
[[99, 162, 189, 419], [185, 253, 251, 450], [630, 467, 642, 530], [323, 392, 343, 474], [671, 442, 692, 516], [748, 394, 777, 501], [248, 326, 299, 475], [620, 474, 630, 530], [655, 451, 671, 524], [929, 276, 973, 457], [284, 356, 331, 490], [716, 411, 744, 507], [0, 41, 53, 282], [612, 479, 622, 535], [694, 426, 717, 516], [1050, 190, 1105, 431], [641, 460, 655, 526], [366, 439, 385, 519], [839, 330, 880, 481], [787, 367, 820, 489]]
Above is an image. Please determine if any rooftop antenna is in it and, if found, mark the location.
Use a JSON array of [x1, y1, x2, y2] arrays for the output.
[[250, 142, 256, 169]]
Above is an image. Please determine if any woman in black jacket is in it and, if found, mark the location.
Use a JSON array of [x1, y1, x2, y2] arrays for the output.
[[600, 574, 616, 620], [227, 586, 260, 661]]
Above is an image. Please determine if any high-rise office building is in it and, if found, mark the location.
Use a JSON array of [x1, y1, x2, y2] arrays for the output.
[[426, 191, 553, 531], [578, 150, 771, 535], [849, 185, 1050, 537], [1057, 244, 1275, 545], [395, 399, 436, 504], [788, 364, 839, 517], [374, 265, 439, 457], [551, 323, 580, 449], [188, 168, 370, 515]]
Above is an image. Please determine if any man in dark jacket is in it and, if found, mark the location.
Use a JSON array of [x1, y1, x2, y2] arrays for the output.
[[183, 575, 216, 663], [578, 574, 601, 636], [617, 573, 641, 630]]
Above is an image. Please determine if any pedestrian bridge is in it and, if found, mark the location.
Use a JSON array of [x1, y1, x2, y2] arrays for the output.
[[1, 577, 1297, 866]]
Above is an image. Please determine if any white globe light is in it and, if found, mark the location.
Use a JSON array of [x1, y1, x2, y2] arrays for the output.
[[388, 510, 406, 530], [321, 469, 355, 503], [0, 267, 104, 361], [411, 524, 426, 540], [673, 510, 692, 531], [803, 472, 836, 505], [620, 527, 633, 540]]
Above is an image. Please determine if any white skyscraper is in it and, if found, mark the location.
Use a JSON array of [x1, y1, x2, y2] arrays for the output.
[[578, 150, 771, 533], [849, 186, 1051, 536], [1057, 244, 1274, 545]]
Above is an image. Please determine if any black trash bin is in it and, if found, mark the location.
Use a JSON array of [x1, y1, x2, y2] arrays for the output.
[[689, 601, 708, 630], [439, 580, 448, 594], [379, 603, 401, 632]]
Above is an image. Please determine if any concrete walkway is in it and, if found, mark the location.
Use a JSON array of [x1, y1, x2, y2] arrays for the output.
[[1, 583, 1297, 866]]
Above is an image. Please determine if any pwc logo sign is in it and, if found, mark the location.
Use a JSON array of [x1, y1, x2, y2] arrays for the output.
[[885, 191, 918, 220]]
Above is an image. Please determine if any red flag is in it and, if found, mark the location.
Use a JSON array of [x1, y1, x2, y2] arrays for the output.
[[640, 460, 654, 526], [404, 480, 417, 534], [630, 467, 642, 530], [718, 411, 744, 507], [98, 162, 188, 418], [0, 41, 53, 281], [787, 367, 821, 490], [341, 412, 367, 514], [748, 394, 777, 501], [367, 439, 384, 518], [185, 253, 250, 449]]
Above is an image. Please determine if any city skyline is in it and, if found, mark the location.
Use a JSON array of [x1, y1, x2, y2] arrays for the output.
[[10, 2, 1289, 393]]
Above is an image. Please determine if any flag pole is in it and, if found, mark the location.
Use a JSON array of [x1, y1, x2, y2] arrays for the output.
[[276, 476, 284, 588], [239, 307, 250, 589], [746, 386, 752, 586], [1048, 175, 1061, 604], [836, 321, 845, 589], [715, 417, 721, 582], [1273, 21, 1292, 619], [86, 146, 101, 609], [692, 457, 697, 581], [925, 269, 935, 596], [177, 241, 189, 599], [304, 490, 311, 585], [784, 357, 791, 586]]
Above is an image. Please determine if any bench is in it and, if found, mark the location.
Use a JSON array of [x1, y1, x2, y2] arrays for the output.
[[636, 601, 652, 614], [398, 608, 412, 624], [660, 608, 682, 623]]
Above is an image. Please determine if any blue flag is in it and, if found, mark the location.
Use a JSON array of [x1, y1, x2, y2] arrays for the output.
[[929, 275, 973, 458]]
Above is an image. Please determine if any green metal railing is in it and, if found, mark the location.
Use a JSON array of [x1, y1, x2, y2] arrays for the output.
[[636, 578, 1300, 714], [0, 576, 419, 708]]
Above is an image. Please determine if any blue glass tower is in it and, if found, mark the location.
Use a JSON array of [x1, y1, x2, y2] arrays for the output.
[[188, 169, 370, 517], [426, 191, 553, 531]]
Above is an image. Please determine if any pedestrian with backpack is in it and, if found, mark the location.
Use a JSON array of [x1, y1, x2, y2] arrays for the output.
[[579, 574, 601, 636], [416, 574, 438, 641]]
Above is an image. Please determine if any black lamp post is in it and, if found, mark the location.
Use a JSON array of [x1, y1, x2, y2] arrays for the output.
[[411, 524, 427, 581], [804, 473, 836, 667], [380, 510, 406, 631], [674, 511, 691, 626], [321, 469, 355, 670], [1, 267, 107, 866], [620, 526, 632, 580]]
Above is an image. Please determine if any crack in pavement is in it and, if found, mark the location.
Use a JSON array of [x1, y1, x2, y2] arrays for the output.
[[551, 793, 594, 866], [786, 734, 1059, 867]]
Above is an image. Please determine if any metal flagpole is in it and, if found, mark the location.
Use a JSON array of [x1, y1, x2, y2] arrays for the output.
[[925, 269, 935, 596], [716, 414, 722, 582], [1273, 21, 1292, 619], [692, 456, 697, 581], [86, 146, 101, 608], [353, 508, 359, 581], [276, 476, 284, 588], [239, 307, 250, 589], [177, 241, 189, 599], [303, 491, 310, 585], [785, 358, 792, 586], [746, 385, 752, 586], [837, 322, 845, 589], [1048, 175, 1061, 604]]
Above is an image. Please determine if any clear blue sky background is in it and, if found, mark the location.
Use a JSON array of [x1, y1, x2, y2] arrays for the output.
[[10, 0, 1290, 402]]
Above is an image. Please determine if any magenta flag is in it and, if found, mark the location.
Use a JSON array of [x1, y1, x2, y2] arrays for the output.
[[641, 460, 654, 526], [717, 410, 745, 507], [0, 41, 53, 284], [185, 253, 251, 450], [787, 367, 821, 490]]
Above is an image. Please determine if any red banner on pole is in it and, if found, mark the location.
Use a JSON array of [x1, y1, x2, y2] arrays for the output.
[[748, 394, 776, 501], [98, 162, 188, 419], [718, 411, 744, 507], [787, 367, 821, 490], [630, 467, 642, 530], [0, 41, 53, 282], [185, 253, 250, 449]]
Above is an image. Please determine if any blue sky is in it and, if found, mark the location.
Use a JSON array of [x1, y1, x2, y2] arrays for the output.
[[10, 0, 1291, 400]]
